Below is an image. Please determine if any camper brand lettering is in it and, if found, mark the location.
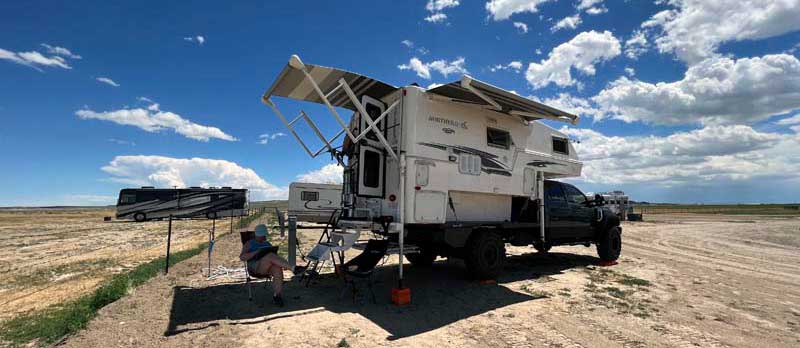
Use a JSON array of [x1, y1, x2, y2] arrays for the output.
[[429, 116, 468, 130]]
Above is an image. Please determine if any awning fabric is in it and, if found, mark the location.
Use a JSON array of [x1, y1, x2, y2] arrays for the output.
[[263, 62, 397, 111], [427, 76, 579, 124]]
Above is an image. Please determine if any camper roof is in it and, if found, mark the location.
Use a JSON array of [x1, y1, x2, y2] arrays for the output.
[[263, 59, 397, 111], [427, 76, 579, 125]]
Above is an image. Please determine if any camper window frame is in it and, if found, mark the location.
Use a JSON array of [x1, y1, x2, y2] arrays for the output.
[[552, 136, 569, 155], [486, 127, 512, 150], [301, 191, 319, 201]]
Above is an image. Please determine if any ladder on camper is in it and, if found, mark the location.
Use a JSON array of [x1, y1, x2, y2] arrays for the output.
[[263, 55, 400, 161]]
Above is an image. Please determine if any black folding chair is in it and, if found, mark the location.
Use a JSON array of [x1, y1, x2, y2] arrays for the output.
[[240, 231, 273, 301], [340, 239, 389, 303]]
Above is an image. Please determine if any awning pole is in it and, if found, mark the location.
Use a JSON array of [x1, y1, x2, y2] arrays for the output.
[[398, 153, 406, 288], [208, 218, 215, 277], [164, 214, 173, 274]]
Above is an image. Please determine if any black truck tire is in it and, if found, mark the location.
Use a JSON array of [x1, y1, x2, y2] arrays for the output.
[[597, 226, 622, 261], [405, 248, 436, 267], [134, 212, 146, 222], [464, 230, 506, 279]]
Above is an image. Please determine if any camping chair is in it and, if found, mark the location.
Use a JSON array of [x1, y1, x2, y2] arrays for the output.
[[340, 239, 389, 303], [301, 230, 361, 286], [239, 231, 273, 301]]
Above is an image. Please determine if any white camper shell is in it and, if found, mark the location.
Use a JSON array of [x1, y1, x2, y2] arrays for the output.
[[262, 55, 583, 282], [288, 182, 342, 223]]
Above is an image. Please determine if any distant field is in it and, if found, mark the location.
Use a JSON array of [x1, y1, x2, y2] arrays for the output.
[[634, 203, 800, 215]]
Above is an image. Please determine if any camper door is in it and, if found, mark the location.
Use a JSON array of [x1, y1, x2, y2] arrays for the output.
[[357, 145, 384, 197]]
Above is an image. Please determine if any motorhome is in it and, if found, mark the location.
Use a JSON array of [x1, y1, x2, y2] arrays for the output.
[[116, 187, 248, 222], [262, 55, 620, 279], [288, 182, 342, 223]]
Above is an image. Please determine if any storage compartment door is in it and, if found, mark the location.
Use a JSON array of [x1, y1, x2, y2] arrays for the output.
[[414, 191, 446, 223], [357, 145, 384, 197]]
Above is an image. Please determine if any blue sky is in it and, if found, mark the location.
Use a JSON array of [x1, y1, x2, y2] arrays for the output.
[[1, 0, 800, 206]]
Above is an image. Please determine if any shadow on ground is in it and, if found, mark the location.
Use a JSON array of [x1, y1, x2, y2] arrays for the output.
[[166, 251, 598, 339]]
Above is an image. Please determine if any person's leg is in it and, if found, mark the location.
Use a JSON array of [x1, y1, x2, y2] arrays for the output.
[[263, 253, 292, 269], [269, 265, 284, 296]]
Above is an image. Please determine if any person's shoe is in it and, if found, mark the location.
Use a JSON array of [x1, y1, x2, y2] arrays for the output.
[[272, 295, 284, 307], [292, 265, 307, 275]]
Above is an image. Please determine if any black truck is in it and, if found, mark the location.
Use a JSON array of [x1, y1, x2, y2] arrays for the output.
[[403, 180, 622, 278]]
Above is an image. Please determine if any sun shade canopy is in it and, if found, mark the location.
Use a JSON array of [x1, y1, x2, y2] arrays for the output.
[[427, 76, 579, 124], [263, 61, 398, 111]]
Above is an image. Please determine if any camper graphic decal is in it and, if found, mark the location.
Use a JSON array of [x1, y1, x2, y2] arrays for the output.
[[527, 160, 565, 168], [428, 116, 468, 130], [418, 142, 512, 176]]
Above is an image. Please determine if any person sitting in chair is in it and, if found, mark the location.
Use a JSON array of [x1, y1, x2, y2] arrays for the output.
[[240, 224, 304, 306]]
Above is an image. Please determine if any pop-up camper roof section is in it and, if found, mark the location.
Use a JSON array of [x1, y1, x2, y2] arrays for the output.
[[427, 76, 579, 125], [263, 61, 397, 111]]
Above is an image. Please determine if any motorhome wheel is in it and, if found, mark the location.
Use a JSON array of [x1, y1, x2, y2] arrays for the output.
[[597, 226, 622, 261], [134, 212, 146, 222], [465, 231, 506, 279]]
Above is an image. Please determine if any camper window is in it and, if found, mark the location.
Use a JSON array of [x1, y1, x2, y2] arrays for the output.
[[487, 128, 511, 149], [552, 137, 569, 155], [363, 150, 381, 188], [364, 103, 383, 141], [301, 191, 319, 201]]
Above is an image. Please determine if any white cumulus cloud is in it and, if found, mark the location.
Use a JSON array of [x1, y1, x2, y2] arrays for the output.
[[424, 13, 448, 23], [513, 22, 529, 33], [563, 124, 800, 185], [526, 30, 621, 89], [76, 102, 237, 142], [592, 54, 800, 125], [183, 35, 205, 45], [643, 0, 800, 64], [102, 155, 288, 200], [40, 44, 82, 59], [551, 14, 582, 32], [490, 61, 523, 72], [424, 0, 459, 23], [485, 0, 553, 21], [96, 77, 120, 87], [624, 30, 648, 59], [0, 47, 75, 71], [257, 132, 286, 145], [399, 57, 467, 80], [295, 163, 344, 184]]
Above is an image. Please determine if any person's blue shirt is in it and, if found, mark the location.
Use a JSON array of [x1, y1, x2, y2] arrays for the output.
[[247, 239, 273, 253]]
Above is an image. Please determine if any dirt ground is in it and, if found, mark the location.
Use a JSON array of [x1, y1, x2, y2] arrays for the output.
[[0, 208, 233, 321], [16, 212, 800, 347]]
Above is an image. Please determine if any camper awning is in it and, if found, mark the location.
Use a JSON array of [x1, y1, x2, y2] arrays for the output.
[[427, 76, 579, 124], [263, 60, 398, 111]]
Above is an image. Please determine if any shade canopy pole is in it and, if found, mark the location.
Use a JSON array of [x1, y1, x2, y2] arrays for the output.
[[164, 214, 173, 274]]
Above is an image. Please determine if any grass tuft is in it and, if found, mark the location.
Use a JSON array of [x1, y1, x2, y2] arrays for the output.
[[0, 242, 210, 347]]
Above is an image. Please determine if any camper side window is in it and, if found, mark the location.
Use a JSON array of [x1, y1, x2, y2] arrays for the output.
[[487, 128, 511, 149], [301, 191, 319, 201], [552, 137, 569, 155]]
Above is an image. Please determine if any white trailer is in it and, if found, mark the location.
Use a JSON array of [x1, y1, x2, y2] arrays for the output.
[[288, 182, 342, 223], [597, 191, 629, 220], [262, 55, 588, 282]]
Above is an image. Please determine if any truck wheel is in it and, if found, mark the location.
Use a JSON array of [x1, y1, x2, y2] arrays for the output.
[[465, 231, 506, 279], [597, 226, 622, 261], [533, 242, 552, 253], [406, 248, 436, 267], [134, 213, 146, 222]]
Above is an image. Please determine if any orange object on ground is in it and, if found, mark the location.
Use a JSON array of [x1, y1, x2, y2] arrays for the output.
[[479, 279, 497, 285], [598, 260, 618, 267], [392, 287, 411, 305]]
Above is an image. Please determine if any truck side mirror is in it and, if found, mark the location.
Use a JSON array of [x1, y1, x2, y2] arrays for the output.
[[594, 194, 605, 205]]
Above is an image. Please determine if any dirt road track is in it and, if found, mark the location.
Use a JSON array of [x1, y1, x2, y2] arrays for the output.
[[59, 214, 800, 348]]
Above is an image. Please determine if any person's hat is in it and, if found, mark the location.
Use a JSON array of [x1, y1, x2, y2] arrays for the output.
[[255, 224, 268, 237]]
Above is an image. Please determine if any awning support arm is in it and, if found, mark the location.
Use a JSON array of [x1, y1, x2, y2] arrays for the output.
[[461, 75, 501, 110], [339, 78, 398, 160]]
